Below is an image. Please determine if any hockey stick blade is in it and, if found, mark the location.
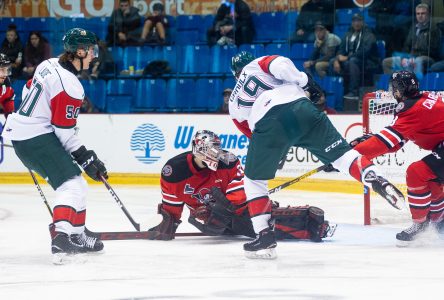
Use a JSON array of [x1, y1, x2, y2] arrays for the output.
[[94, 231, 206, 240]]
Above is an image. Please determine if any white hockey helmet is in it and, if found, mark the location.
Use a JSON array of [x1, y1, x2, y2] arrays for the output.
[[192, 130, 224, 171]]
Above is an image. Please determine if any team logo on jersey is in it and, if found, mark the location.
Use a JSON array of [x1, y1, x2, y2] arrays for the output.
[[191, 188, 213, 205], [162, 165, 172, 176], [184, 184, 195, 194], [130, 123, 165, 164]]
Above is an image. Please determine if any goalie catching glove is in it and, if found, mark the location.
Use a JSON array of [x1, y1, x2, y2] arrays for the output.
[[72, 146, 108, 181], [148, 204, 181, 240], [188, 187, 238, 236]]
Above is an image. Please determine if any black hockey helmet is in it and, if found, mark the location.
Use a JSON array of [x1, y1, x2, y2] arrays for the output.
[[0, 53, 12, 77], [231, 51, 255, 78], [390, 70, 420, 102]]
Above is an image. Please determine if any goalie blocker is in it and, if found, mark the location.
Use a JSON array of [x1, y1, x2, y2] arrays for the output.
[[149, 187, 336, 242]]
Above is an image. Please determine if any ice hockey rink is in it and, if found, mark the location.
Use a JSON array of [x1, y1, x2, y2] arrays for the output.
[[1, 184, 443, 300]]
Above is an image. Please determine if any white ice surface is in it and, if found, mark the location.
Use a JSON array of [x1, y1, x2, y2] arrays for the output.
[[1, 184, 443, 300]]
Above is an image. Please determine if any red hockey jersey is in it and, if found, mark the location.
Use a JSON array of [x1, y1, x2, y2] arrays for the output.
[[356, 92, 444, 158], [0, 80, 15, 118], [160, 151, 246, 221]]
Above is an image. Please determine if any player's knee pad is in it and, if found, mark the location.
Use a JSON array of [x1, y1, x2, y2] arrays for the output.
[[243, 176, 268, 199], [55, 175, 88, 210]]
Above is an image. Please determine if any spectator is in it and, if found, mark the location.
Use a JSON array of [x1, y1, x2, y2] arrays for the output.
[[219, 88, 232, 113], [382, 3, 441, 80], [106, 0, 142, 46], [290, 0, 334, 43], [140, 3, 169, 45], [1, 27, 23, 79], [90, 39, 116, 79], [303, 21, 340, 78], [207, 2, 235, 46], [368, 0, 418, 56], [230, 0, 255, 46], [330, 14, 380, 100], [22, 31, 51, 79]]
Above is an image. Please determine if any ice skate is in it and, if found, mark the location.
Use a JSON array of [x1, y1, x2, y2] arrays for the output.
[[364, 171, 405, 210], [51, 232, 88, 265], [244, 226, 277, 259], [72, 231, 104, 253], [396, 221, 429, 247]]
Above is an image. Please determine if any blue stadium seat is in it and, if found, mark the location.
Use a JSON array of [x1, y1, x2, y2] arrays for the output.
[[196, 78, 224, 111], [336, 8, 361, 25], [333, 24, 350, 39], [376, 40, 386, 60], [287, 11, 298, 36], [106, 95, 132, 113], [24, 18, 56, 32], [111, 47, 125, 73], [2, 18, 25, 31], [81, 79, 106, 112], [135, 79, 167, 111], [165, 79, 196, 111], [209, 45, 237, 75], [265, 43, 290, 57], [178, 45, 210, 74], [199, 15, 214, 43], [319, 76, 344, 111], [255, 12, 288, 42], [10, 79, 27, 109], [58, 17, 89, 32], [160, 45, 178, 74], [223, 77, 236, 90], [175, 15, 202, 45], [375, 74, 390, 90], [81, 17, 109, 41], [107, 79, 137, 99], [238, 44, 265, 58], [122, 46, 148, 75], [290, 43, 314, 60], [421, 72, 444, 91]]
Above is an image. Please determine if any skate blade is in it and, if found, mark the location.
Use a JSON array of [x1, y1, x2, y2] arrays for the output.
[[244, 248, 277, 260], [326, 223, 338, 238], [384, 185, 405, 210], [395, 240, 412, 248], [52, 253, 88, 265]]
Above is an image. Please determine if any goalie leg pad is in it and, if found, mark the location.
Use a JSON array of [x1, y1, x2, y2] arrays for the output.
[[272, 205, 311, 240]]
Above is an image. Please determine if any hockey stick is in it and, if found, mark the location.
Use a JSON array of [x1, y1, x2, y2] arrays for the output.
[[99, 174, 141, 231], [268, 165, 328, 194], [95, 231, 206, 240], [29, 169, 54, 217]]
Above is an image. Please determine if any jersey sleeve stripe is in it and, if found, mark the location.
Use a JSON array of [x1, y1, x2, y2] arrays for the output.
[[161, 191, 178, 198], [258, 55, 279, 75], [162, 199, 184, 206], [407, 191, 431, 199]]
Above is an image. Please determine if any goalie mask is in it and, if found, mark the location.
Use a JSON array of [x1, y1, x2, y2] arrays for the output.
[[192, 130, 231, 171]]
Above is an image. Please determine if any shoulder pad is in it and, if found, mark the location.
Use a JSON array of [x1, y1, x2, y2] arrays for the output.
[[161, 152, 193, 183], [395, 95, 421, 114]]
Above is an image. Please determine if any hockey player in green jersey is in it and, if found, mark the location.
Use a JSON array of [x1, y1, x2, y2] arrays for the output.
[[229, 51, 404, 259], [2, 28, 107, 264]]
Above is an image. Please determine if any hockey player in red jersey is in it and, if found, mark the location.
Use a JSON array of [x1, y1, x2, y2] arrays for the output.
[[352, 70, 444, 246], [0, 53, 15, 120], [148, 130, 334, 242], [2, 28, 107, 263], [228, 51, 404, 259]]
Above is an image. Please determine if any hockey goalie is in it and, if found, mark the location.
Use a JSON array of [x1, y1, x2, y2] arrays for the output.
[[147, 130, 336, 242]]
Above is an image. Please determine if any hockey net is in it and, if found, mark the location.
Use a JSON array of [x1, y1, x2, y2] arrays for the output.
[[362, 91, 444, 225]]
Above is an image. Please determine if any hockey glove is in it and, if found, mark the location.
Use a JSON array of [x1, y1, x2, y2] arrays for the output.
[[323, 164, 339, 173], [72, 146, 108, 181], [209, 187, 237, 217], [349, 134, 374, 148], [302, 72, 323, 104], [148, 204, 181, 240]]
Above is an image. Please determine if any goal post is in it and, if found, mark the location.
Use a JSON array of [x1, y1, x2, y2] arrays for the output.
[[361, 91, 443, 225]]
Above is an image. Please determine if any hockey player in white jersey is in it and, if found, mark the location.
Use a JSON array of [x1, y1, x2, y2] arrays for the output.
[[2, 28, 107, 263], [229, 51, 404, 259]]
